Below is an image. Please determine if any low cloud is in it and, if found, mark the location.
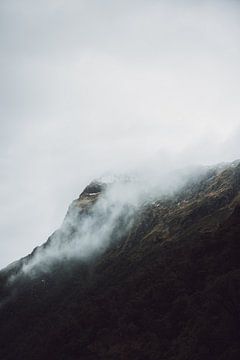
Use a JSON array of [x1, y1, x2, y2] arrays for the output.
[[6, 163, 212, 280]]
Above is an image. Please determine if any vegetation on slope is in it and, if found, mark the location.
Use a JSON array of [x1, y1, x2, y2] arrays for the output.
[[0, 163, 240, 359]]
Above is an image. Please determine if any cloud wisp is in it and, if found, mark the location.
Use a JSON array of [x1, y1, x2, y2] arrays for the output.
[[4, 163, 213, 280]]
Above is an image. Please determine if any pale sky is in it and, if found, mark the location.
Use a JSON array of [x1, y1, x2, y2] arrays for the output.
[[1, 0, 240, 268]]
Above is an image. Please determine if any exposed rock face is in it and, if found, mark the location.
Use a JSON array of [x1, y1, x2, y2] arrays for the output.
[[0, 161, 240, 360], [80, 180, 106, 197]]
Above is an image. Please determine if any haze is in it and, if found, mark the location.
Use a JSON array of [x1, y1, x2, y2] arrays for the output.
[[0, 0, 240, 268]]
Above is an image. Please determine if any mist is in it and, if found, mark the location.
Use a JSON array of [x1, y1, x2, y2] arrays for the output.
[[7, 163, 210, 279], [1, 0, 240, 268]]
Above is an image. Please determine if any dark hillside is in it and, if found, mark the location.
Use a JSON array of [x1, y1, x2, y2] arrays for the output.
[[0, 162, 240, 359]]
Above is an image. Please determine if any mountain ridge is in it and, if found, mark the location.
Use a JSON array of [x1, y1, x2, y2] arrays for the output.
[[0, 160, 240, 359]]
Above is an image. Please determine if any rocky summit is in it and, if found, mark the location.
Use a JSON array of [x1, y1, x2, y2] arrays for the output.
[[1, 161, 240, 360]]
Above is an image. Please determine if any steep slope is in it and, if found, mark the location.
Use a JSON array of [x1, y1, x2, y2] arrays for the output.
[[0, 162, 240, 360]]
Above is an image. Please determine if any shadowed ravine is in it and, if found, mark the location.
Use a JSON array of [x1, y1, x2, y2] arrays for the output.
[[0, 161, 240, 360]]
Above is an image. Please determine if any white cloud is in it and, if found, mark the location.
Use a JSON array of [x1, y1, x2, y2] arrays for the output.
[[0, 0, 240, 268]]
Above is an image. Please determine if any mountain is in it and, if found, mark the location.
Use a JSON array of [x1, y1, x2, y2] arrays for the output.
[[0, 161, 240, 360]]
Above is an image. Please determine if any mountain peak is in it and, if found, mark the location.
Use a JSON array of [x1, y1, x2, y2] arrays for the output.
[[1, 160, 240, 360]]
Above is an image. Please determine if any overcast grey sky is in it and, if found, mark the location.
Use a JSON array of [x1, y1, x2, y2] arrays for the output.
[[1, 0, 240, 268]]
